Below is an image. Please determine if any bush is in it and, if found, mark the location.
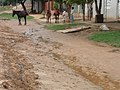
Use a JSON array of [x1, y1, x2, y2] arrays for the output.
[[53, 2, 59, 10]]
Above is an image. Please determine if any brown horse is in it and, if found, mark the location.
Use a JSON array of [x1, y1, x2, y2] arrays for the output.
[[54, 9, 60, 23], [12, 10, 29, 25], [46, 10, 51, 23]]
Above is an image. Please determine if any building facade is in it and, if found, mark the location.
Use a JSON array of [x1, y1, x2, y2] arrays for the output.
[[78, 0, 120, 20], [93, 0, 120, 20]]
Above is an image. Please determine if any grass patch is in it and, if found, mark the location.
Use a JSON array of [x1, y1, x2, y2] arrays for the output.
[[0, 6, 12, 12], [0, 13, 34, 20], [89, 30, 120, 47], [46, 22, 84, 30]]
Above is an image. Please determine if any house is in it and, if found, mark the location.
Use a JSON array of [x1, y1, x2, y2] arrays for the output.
[[76, 0, 120, 21], [25, 0, 62, 14], [92, 0, 120, 20], [29, 0, 44, 13], [30, 0, 54, 14], [25, 0, 120, 21]]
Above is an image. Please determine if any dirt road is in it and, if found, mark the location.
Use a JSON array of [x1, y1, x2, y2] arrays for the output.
[[0, 19, 120, 90]]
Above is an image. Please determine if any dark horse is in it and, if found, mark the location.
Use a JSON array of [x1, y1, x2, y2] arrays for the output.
[[12, 10, 29, 25], [46, 10, 51, 23], [54, 9, 60, 23]]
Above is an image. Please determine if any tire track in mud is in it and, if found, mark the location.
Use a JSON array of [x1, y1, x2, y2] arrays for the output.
[[0, 25, 39, 90], [27, 30, 120, 90], [51, 52, 120, 90], [36, 39, 120, 90], [35, 37, 120, 90], [1, 21, 120, 90]]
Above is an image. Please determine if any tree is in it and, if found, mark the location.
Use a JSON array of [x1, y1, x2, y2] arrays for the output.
[[54, 0, 63, 11], [19, 0, 27, 11], [94, 0, 103, 23], [94, 0, 102, 15], [0, 0, 17, 6], [67, 0, 93, 21], [2, 0, 27, 10], [31, 0, 34, 13], [53, 2, 59, 9], [87, 0, 94, 20]]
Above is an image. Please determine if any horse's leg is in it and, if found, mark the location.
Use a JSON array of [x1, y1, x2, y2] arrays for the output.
[[18, 17, 22, 25], [47, 17, 49, 23], [46, 15, 49, 23], [55, 16, 57, 23], [58, 15, 59, 23], [49, 14, 51, 23], [56, 15, 58, 23], [50, 16, 51, 23], [46, 17, 48, 23], [56, 16, 58, 23], [24, 16, 27, 25]]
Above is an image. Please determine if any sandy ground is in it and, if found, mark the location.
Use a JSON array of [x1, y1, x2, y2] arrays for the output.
[[0, 19, 120, 90]]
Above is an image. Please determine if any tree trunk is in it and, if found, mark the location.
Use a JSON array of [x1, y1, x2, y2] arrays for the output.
[[31, 0, 34, 13], [88, 3, 93, 20], [82, 4, 85, 21], [95, 0, 103, 23], [87, 4, 90, 20], [21, 1, 27, 11], [95, 0, 102, 15], [98, 0, 102, 14], [67, 4, 71, 20], [95, 0, 99, 15]]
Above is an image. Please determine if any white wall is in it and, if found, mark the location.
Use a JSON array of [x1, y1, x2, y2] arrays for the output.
[[93, 0, 118, 19], [71, 1, 119, 20]]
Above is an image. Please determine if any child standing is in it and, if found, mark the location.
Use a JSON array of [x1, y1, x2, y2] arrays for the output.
[[71, 7, 74, 23], [62, 11, 66, 23]]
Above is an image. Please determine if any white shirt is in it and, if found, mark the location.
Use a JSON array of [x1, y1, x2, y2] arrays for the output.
[[71, 9, 74, 15], [63, 11, 66, 16]]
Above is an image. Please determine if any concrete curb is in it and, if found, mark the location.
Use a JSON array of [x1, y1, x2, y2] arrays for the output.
[[57, 26, 91, 33]]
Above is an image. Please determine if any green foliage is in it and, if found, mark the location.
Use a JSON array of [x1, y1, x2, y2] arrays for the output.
[[0, 0, 17, 5], [53, 2, 59, 9], [0, 13, 34, 20], [0, 0, 26, 6], [65, 0, 93, 5], [0, 6, 11, 12], [46, 23, 85, 30], [54, 0, 63, 4], [89, 30, 120, 47]]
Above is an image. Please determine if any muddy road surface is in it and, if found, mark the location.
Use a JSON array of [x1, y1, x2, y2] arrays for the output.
[[0, 20, 120, 90]]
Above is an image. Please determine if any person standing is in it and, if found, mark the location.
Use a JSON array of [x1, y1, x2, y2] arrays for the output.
[[62, 10, 66, 23], [71, 7, 74, 23]]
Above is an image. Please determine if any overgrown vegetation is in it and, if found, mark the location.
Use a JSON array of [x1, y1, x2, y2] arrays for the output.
[[0, 6, 12, 12], [46, 23, 85, 30], [0, 13, 34, 20], [89, 30, 120, 47]]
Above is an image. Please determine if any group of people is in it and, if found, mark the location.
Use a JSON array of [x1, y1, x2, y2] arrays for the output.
[[46, 7, 74, 23], [62, 7, 74, 23]]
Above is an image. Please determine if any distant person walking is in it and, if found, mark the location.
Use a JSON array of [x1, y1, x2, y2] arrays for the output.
[[71, 7, 74, 23], [62, 11, 66, 23]]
